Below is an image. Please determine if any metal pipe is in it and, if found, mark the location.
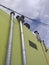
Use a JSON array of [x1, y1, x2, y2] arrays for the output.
[[5, 12, 15, 65], [19, 16, 27, 65]]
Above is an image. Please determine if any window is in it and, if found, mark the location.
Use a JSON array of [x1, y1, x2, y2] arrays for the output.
[[29, 40, 38, 50]]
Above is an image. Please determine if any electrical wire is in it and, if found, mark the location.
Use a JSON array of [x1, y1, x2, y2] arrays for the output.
[[0, 4, 49, 26]]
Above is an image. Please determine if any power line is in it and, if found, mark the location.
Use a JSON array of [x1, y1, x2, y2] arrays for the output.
[[0, 4, 49, 26]]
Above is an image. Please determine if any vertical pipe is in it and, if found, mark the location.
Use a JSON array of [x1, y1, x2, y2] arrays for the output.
[[6, 12, 15, 65], [20, 16, 27, 65]]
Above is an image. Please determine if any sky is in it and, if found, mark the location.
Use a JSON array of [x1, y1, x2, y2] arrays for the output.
[[0, 0, 49, 47]]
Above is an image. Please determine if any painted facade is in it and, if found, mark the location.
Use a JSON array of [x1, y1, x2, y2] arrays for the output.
[[0, 9, 49, 65]]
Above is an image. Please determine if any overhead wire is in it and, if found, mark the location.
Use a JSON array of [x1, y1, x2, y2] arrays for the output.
[[0, 4, 49, 26]]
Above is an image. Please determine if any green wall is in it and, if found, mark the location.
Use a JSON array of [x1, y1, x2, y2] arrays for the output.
[[0, 9, 49, 65]]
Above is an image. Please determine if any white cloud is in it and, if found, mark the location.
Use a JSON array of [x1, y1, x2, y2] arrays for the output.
[[0, 0, 49, 47]]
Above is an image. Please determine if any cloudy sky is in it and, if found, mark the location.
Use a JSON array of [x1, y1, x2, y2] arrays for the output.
[[0, 0, 49, 47]]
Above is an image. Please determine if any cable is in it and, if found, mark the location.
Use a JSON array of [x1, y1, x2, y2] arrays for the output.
[[0, 4, 49, 26]]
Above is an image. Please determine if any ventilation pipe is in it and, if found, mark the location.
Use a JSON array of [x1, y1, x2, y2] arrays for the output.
[[24, 23, 30, 29], [34, 31, 42, 43], [43, 40, 48, 52], [16, 15, 27, 65], [5, 12, 15, 65]]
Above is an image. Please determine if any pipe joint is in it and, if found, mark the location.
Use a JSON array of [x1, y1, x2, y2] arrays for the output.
[[10, 11, 15, 15]]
